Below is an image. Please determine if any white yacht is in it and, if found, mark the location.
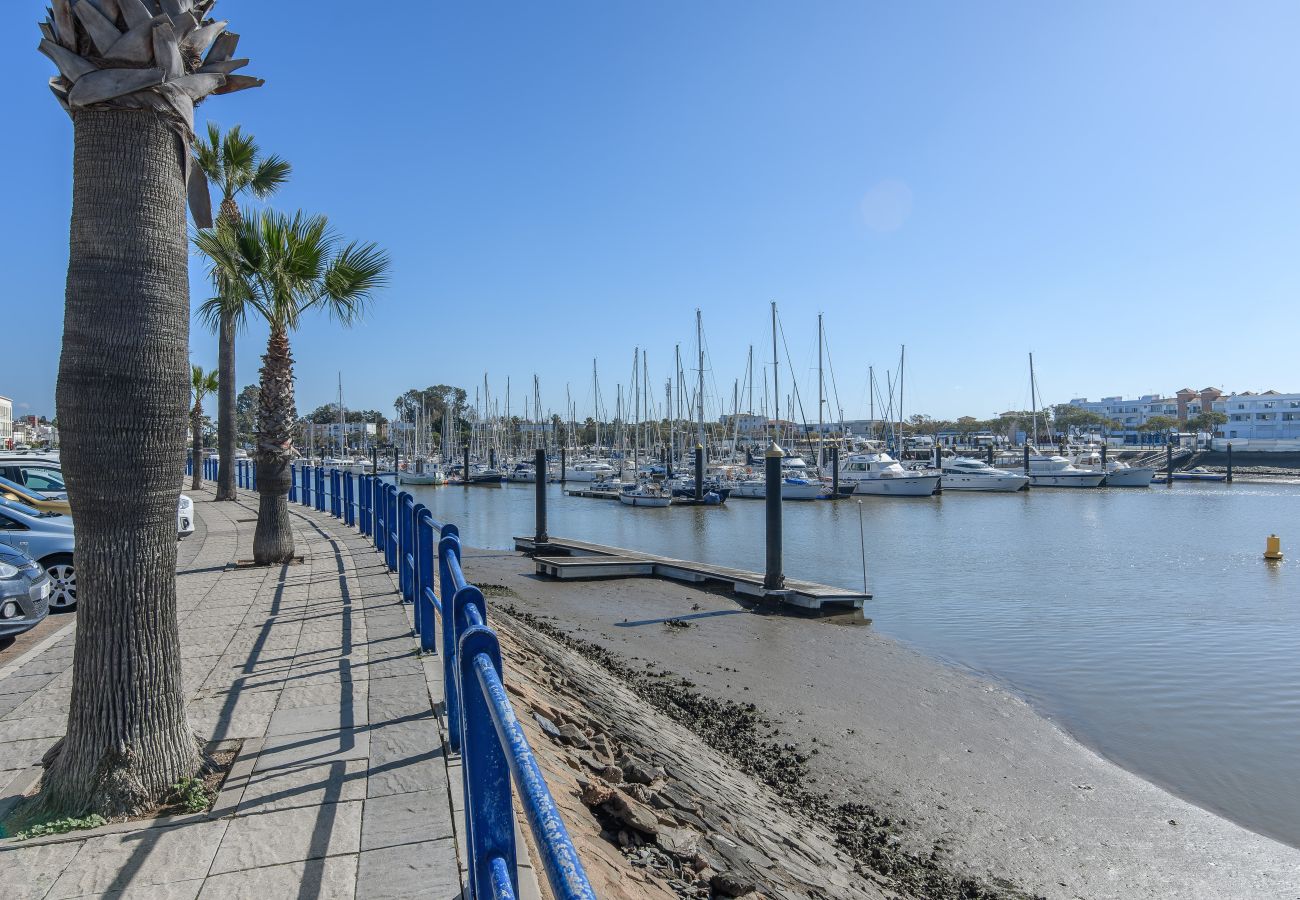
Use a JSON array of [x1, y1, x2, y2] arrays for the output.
[[564, 459, 617, 482], [941, 457, 1029, 492], [398, 457, 444, 485], [729, 475, 824, 501], [1024, 450, 1106, 488], [838, 452, 940, 497], [618, 482, 672, 507], [505, 462, 537, 483], [1071, 451, 1154, 487]]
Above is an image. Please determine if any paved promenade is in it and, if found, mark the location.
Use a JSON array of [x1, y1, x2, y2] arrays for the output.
[[0, 490, 474, 899]]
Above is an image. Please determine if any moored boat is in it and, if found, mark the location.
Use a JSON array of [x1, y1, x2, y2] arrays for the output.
[[838, 452, 940, 497], [1171, 466, 1227, 482], [941, 457, 1029, 492], [618, 482, 672, 507]]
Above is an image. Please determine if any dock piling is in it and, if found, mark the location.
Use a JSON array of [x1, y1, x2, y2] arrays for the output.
[[1023, 444, 1030, 475], [464, 447, 470, 485], [764, 441, 785, 591], [831, 445, 839, 498], [1227, 443, 1233, 482], [534, 448, 548, 545], [560, 446, 566, 484], [695, 444, 704, 502], [987, 445, 994, 466], [1166, 442, 1174, 484], [1101, 444, 1108, 469]]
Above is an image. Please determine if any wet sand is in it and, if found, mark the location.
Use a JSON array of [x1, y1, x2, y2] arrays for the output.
[[466, 547, 1300, 900]]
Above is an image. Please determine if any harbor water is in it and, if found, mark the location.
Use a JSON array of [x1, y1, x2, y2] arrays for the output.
[[388, 477, 1300, 848]]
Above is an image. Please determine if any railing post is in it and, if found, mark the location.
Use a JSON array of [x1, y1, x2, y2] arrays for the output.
[[385, 484, 399, 571], [374, 477, 385, 552], [440, 533, 463, 751], [344, 472, 355, 527], [317, 467, 327, 512], [458, 627, 515, 900], [399, 491, 414, 604], [359, 474, 371, 535], [415, 509, 437, 653]]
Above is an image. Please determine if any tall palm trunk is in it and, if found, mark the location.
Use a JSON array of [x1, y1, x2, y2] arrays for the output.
[[215, 314, 237, 499], [43, 109, 201, 818], [192, 403, 204, 491], [254, 326, 297, 564]]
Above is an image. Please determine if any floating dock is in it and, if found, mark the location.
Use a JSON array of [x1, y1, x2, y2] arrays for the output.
[[513, 535, 869, 611]]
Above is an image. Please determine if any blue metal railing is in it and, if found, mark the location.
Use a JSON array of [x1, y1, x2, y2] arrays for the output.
[[301, 469, 595, 900]]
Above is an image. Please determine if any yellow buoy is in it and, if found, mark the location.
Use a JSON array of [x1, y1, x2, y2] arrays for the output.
[[1264, 534, 1283, 560]]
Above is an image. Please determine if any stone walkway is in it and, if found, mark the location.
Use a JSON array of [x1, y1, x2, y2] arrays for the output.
[[0, 490, 473, 899]]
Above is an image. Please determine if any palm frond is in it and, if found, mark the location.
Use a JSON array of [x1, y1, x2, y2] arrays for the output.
[[250, 155, 292, 199]]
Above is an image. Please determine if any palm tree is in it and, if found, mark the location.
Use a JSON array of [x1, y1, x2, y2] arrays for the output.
[[194, 125, 291, 502], [191, 365, 219, 490], [33, 1, 262, 820], [196, 211, 389, 563]]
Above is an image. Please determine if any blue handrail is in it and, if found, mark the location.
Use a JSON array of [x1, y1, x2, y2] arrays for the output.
[[302, 472, 595, 900]]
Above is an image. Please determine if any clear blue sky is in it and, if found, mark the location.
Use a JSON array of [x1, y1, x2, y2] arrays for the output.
[[5, 1, 1299, 422]]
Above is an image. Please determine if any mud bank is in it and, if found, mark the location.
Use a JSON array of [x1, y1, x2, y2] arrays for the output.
[[466, 548, 1300, 900]]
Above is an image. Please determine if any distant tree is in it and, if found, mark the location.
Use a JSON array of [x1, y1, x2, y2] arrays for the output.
[[235, 383, 259, 446], [191, 365, 219, 490], [1187, 411, 1228, 447], [1138, 416, 1180, 445]]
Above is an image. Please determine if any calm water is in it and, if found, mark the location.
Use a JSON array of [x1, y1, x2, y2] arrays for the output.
[[387, 478, 1300, 847]]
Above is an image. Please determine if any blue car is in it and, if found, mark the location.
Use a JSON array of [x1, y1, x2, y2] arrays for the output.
[[0, 497, 76, 609], [0, 543, 51, 639]]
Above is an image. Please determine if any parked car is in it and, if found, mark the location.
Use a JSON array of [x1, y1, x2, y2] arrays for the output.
[[0, 463, 194, 539], [0, 474, 71, 515], [0, 497, 75, 609], [0, 460, 67, 497], [0, 543, 51, 638]]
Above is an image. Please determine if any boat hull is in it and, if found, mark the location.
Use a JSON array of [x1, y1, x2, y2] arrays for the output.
[[618, 493, 671, 507], [1103, 467, 1155, 487], [941, 473, 1028, 492], [397, 473, 442, 485], [729, 481, 824, 500], [1028, 472, 1106, 488], [851, 475, 941, 496], [1171, 472, 1227, 482]]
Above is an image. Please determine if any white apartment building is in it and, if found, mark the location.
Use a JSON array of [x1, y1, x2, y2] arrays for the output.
[[1217, 391, 1300, 447], [0, 395, 12, 448], [1069, 387, 1225, 444]]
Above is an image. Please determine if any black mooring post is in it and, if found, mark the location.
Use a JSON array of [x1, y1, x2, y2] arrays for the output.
[[371, 447, 378, 477], [694, 444, 704, 501], [1023, 444, 1030, 475], [1166, 442, 1174, 483], [560, 446, 567, 484], [987, 444, 994, 465], [1101, 444, 1108, 469], [1227, 442, 1234, 482], [393, 446, 398, 475], [489, 447, 496, 469], [534, 448, 548, 545], [764, 442, 784, 591], [831, 445, 840, 498], [463, 447, 470, 485], [666, 445, 673, 480], [934, 445, 941, 469]]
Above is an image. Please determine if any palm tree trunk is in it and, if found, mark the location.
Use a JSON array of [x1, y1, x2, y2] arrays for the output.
[[40, 109, 201, 819], [254, 325, 297, 564], [215, 313, 237, 500], [191, 406, 204, 491]]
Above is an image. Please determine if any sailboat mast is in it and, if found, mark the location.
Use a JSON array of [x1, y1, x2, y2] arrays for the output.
[[869, 366, 875, 442], [771, 301, 780, 439], [337, 372, 344, 458], [817, 314, 824, 466], [592, 359, 600, 451], [1029, 352, 1037, 446], [899, 345, 905, 456], [696, 309, 705, 462]]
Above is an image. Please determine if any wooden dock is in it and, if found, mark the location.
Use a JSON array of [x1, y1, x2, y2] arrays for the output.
[[513, 535, 870, 611]]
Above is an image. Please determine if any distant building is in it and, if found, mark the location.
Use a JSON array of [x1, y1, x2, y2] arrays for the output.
[[1217, 391, 1300, 448], [0, 396, 11, 448], [1069, 387, 1225, 444]]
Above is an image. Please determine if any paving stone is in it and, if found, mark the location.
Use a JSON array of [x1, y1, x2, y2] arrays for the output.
[[355, 838, 460, 900], [236, 759, 369, 815], [209, 800, 363, 875], [361, 789, 454, 850], [253, 727, 371, 773], [0, 839, 82, 900], [267, 701, 365, 737], [66, 879, 204, 900], [277, 680, 370, 711], [366, 721, 448, 798], [0, 712, 67, 740], [198, 854, 357, 899], [47, 820, 229, 898]]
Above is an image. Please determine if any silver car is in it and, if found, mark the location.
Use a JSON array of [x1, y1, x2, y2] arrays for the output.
[[0, 463, 194, 538], [0, 543, 51, 638], [0, 497, 76, 609]]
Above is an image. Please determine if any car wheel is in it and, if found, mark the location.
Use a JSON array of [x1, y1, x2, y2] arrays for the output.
[[43, 553, 76, 610]]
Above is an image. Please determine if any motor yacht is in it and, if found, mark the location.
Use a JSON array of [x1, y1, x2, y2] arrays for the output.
[[940, 457, 1029, 492], [1024, 450, 1106, 488], [837, 452, 940, 497], [730, 476, 824, 501], [564, 459, 617, 482], [1070, 451, 1154, 487]]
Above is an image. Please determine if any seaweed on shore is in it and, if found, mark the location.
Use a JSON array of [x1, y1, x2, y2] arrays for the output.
[[499, 604, 1042, 900]]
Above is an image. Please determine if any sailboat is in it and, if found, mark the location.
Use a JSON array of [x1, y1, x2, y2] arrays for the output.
[[1023, 353, 1104, 488]]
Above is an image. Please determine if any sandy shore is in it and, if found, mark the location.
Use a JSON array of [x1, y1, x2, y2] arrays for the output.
[[466, 546, 1300, 900]]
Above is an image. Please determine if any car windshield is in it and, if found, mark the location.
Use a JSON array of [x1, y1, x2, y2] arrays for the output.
[[0, 474, 38, 498], [0, 496, 63, 519], [22, 467, 65, 491]]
